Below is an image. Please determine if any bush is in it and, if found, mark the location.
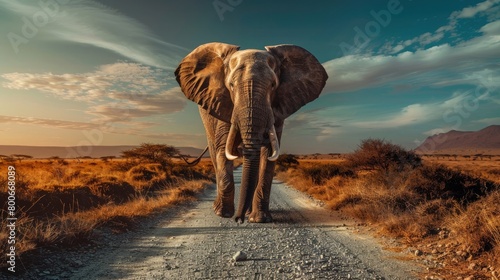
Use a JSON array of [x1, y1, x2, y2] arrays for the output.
[[346, 139, 421, 173], [277, 154, 299, 171], [127, 164, 162, 181], [301, 163, 354, 185], [405, 164, 498, 205]]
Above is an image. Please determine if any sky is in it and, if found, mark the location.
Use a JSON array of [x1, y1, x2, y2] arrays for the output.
[[0, 0, 499, 154]]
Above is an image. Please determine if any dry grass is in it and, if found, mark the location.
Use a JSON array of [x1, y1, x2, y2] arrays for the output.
[[0, 159, 213, 266], [277, 147, 500, 279], [423, 155, 500, 184]]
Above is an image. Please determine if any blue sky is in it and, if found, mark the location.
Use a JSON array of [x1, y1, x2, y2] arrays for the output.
[[0, 0, 499, 154]]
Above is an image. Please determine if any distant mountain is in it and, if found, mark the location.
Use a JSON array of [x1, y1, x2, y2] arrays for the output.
[[0, 145, 208, 159], [416, 125, 500, 155]]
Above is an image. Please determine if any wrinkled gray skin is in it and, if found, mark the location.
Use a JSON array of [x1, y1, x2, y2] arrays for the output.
[[175, 42, 327, 223]]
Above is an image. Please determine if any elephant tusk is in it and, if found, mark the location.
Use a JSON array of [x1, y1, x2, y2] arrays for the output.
[[225, 123, 239, 160], [268, 125, 280, 161]]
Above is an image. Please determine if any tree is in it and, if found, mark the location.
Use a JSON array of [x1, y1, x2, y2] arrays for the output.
[[346, 139, 421, 173], [11, 154, 33, 163], [121, 143, 179, 168]]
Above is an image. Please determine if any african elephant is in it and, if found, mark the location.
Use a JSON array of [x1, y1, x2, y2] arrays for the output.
[[175, 42, 328, 223]]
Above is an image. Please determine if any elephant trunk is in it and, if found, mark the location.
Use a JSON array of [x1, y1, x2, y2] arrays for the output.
[[234, 143, 261, 223], [227, 80, 281, 223]]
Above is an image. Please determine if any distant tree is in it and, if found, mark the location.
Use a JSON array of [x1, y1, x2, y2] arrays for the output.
[[100, 156, 116, 162], [0, 155, 14, 163], [11, 154, 33, 163], [121, 143, 179, 168], [77, 156, 93, 159]]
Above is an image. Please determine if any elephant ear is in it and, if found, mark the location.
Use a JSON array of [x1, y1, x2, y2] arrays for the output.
[[265, 45, 328, 120], [175, 42, 240, 123]]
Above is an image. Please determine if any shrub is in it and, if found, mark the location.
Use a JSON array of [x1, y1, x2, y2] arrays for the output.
[[346, 139, 421, 173], [448, 191, 500, 257], [276, 153, 299, 171], [301, 163, 354, 185], [171, 165, 209, 180], [405, 164, 498, 205], [127, 164, 162, 181]]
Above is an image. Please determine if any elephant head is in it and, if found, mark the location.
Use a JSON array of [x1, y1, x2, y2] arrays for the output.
[[175, 42, 327, 222]]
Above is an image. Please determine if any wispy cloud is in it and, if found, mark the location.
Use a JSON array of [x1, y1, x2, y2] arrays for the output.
[[474, 117, 500, 124], [0, 0, 187, 69], [0, 115, 101, 130], [292, 90, 491, 142], [383, 0, 500, 54], [0, 114, 203, 146], [322, 19, 500, 94], [1, 62, 186, 123]]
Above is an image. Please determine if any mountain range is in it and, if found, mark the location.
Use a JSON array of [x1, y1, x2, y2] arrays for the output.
[[416, 125, 500, 155]]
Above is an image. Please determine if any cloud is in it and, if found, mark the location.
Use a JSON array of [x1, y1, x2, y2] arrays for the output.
[[0, 62, 187, 127], [353, 103, 438, 129], [0, 0, 187, 69], [379, 0, 500, 54], [290, 89, 493, 143], [453, 0, 500, 19], [1, 62, 187, 123], [474, 117, 500, 124], [352, 90, 492, 129], [89, 88, 186, 123], [0, 115, 102, 130], [2, 62, 166, 100], [322, 20, 500, 94]]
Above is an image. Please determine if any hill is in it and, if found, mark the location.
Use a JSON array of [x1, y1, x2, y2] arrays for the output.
[[0, 145, 207, 159], [416, 125, 500, 155]]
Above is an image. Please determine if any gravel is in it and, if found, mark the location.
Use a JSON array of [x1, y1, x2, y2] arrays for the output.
[[6, 167, 419, 280]]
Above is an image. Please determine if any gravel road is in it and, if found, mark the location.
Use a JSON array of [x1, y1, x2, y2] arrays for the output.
[[13, 167, 421, 279]]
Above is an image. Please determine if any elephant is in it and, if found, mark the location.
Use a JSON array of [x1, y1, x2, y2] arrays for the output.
[[175, 42, 328, 223]]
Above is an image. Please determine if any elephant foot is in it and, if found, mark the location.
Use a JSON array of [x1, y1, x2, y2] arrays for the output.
[[213, 200, 234, 218], [248, 211, 273, 223]]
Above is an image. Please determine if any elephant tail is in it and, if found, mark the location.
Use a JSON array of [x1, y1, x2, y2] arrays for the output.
[[178, 146, 209, 166]]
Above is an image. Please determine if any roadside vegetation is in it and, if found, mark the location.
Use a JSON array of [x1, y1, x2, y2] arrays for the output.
[[0, 144, 214, 266], [277, 139, 500, 279]]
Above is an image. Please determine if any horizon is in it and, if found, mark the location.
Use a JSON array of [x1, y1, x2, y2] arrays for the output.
[[1, 0, 499, 154]]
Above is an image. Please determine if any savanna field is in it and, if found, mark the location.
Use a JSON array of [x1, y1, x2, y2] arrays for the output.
[[0, 151, 215, 268], [1, 140, 500, 279], [276, 140, 500, 279]]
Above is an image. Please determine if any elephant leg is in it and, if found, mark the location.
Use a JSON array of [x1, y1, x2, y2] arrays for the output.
[[213, 149, 235, 218], [199, 107, 235, 218], [248, 146, 276, 223], [213, 120, 236, 218]]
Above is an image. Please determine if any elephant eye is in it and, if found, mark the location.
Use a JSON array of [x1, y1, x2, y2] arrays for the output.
[[229, 82, 234, 90]]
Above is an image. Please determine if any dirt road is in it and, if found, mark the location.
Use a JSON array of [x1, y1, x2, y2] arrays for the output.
[[17, 167, 420, 279]]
